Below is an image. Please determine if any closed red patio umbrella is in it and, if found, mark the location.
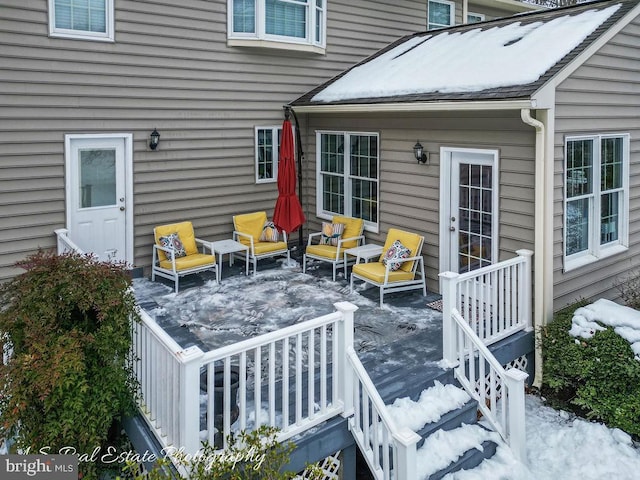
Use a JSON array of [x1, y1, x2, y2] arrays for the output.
[[273, 115, 305, 234]]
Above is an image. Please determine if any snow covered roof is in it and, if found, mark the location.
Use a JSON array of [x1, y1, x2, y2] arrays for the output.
[[292, 0, 637, 107]]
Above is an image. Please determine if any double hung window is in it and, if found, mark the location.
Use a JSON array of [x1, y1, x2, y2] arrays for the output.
[[229, 0, 326, 50], [255, 126, 281, 183], [49, 0, 114, 41], [317, 131, 379, 231], [428, 0, 455, 30], [564, 134, 629, 271]]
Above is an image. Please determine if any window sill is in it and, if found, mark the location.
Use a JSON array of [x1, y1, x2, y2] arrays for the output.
[[50, 31, 114, 42], [563, 244, 628, 273], [227, 38, 325, 55]]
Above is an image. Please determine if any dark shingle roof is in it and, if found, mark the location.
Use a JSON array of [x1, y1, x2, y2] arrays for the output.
[[291, 0, 638, 107]]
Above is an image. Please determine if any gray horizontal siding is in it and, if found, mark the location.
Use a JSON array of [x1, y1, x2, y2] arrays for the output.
[[299, 111, 536, 292], [553, 15, 640, 311], [0, 0, 427, 281]]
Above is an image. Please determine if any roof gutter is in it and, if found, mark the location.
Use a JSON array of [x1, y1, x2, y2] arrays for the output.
[[291, 99, 534, 114], [520, 108, 547, 389]]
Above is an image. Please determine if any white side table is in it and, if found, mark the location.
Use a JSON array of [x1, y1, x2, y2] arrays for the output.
[[208, 239, 249, 281], [343, 244, 383, 278]]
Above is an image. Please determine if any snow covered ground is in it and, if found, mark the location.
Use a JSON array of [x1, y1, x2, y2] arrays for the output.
[[444, 394, 640, 480]]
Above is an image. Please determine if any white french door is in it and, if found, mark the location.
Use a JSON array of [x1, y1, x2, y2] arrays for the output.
[[440, 148, 499, 274], [65, 134, 133, 263]]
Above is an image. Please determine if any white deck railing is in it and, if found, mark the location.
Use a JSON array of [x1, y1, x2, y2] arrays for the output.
[[133, 302, 360, 457], [440, 249, 533, 362], [347, 346, 420, 480], [54, 228, 86, 255], [449, 308, 528, 461]]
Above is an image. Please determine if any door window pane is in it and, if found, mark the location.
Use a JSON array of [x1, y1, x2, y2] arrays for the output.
[[458, 162, 493, 273], [79, 148, 116, 208]]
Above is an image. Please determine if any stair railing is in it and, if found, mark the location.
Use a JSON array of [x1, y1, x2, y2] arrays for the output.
[[449, 307, 528, 462], [346, 346, 420, 480], [54, 228, 86, 255]]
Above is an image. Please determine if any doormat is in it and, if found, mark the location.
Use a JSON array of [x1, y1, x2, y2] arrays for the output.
[[426, 299, 443, 311]]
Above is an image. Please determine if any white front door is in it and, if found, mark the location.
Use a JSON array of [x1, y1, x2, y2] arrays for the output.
[[440, 148, 499, 274], [65, 134, 133, 263]]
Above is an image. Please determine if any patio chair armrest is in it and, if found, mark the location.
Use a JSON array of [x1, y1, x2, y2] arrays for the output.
[[307, 232, 322, 246], [337, 235, 365, 247], [233, 230, 255, 250], [195, 237, 214, 254], [153, 244, 177, 267], [383, 255, 424, 282]]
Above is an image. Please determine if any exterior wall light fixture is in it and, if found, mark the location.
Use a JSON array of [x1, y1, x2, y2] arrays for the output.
[[413, 141, 429, 164], [149, 128, 160, 150]]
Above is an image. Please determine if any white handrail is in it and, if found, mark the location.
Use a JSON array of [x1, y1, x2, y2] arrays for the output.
[[451, 308, 528, 461], [440, 249, 533, 361], [54, 228, 85, 255], [347, 346, 420, 480]]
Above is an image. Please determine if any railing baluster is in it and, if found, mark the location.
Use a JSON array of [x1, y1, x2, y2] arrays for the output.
[[239, 351, 247, 432], [282, 337, 289, 432], [296, 332, 302, 426], [254, 346, 262, 430], [308, 328, 315, 420], [269, 342, 276, 426], [320, 325, 327, 412]]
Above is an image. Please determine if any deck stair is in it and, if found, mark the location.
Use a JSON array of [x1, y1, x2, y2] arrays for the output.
[[368, 361, 501, 479]]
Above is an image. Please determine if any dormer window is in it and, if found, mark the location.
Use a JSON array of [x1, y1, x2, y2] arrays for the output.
[[228, 0, 326, 53]]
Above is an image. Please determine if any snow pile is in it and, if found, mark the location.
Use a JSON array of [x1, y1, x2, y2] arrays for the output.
[[312, 4, 620, 102], [386, 381, 471, 432], [569, 298, 640, 359], [443, 395, 640, 480]]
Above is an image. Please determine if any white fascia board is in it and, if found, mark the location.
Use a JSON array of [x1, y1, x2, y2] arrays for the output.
[[292, 99, 534, 113], [532, 1, 640, 104]]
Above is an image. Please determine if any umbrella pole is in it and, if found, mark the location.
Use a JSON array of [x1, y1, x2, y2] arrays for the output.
[[288, 106, 305, 256]]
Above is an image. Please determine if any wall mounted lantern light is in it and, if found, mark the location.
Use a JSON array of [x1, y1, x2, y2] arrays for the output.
[[413, 141, 429, 164], [149, 128, 160, 150]]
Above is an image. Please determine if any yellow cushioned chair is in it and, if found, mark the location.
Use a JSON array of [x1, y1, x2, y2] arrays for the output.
[[152, 221, 218, 293], [350, 228, 426, 307], [232, 211, 290, 275], [303, 216, 365, 281]]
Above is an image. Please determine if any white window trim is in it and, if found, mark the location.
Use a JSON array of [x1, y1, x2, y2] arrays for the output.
[[48, 0, 115, 42], [255, 125, 282, 184], [428, 0, 455, 30], [467, 12, 485, 23], [227, 0, 326, 53], [563, 133, 630, 272], [315, 130, 380, 233]]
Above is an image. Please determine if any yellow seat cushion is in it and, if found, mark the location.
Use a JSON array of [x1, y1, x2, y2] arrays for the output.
[[333, 216, 364, 249], [306, 244, 342, 260], [253, 241, 288, 255], [379, 228, 423, 272], [159, 253, 215, 271], [352, 262, 415, 284], [234, 212, 269, 248], [155, 221, 198, 261]]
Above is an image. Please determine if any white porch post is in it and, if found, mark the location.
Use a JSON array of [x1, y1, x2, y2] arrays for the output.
[[439, 271, 459, 364], [393, 428, 421, 480], [505, 368, 529, 463], [334, 301, 357, 417], [516, 249, 534, 331], [178, 346, 205, 455]]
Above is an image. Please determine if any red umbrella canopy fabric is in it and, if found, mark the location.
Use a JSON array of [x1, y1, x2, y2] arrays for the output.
[[273, 119, 306, 234]]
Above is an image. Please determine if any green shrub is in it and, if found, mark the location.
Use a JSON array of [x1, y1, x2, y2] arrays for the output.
[[0, 250, 139, 476], [121, 425, 325, 480], [541, 300, 640, 437]]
